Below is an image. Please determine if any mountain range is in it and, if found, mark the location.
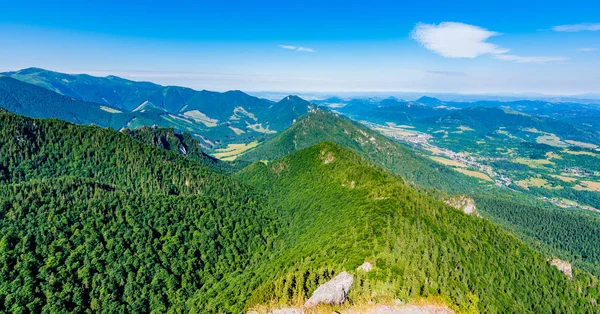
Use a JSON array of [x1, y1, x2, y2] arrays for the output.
[[1, 68, 314, 148], [1, 110, 598, 312], [2, 68, 600, 313]]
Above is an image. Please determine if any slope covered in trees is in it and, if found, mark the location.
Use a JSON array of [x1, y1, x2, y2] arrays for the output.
[[0, 76, 128, 129], [241, 109, 483, 193], [0, 111, 278, 312], [242, 109, 600, 279], [2, 68, 314, 147], [229, 142, 600, 313], [121, 126, 249, 173], [1, 110, 600, 313]]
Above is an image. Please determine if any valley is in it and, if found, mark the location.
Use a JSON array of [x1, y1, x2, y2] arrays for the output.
[[343, 105, 600, 212]]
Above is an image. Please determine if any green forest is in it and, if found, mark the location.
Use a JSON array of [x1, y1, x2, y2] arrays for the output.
[[1, 110, 600, 312]]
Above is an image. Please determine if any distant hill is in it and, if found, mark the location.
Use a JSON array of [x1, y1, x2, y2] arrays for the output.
[[420, 107, 600, 146], [321, 95, 600, 132], [416, 96, 445, 106], [3, 67, 165, 111], [2, 68, 315, 147], [0, 76, 128, 128], [241, 109, 482, 193]]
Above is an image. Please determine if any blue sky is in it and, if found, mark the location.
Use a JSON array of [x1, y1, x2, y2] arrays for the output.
[[0, 0, 599, 94]]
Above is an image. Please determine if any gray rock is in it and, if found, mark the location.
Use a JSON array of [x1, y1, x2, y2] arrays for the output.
[[357, 261, 373, 272], [304, 271, 353, 308]]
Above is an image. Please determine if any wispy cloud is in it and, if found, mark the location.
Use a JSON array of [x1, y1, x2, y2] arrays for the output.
[[577, 47, 598, 52], [553, 23, 600, 32], [412, 22, 567, 64], [493, 54, 568, 63], [296, 47, 315, 52], [278, 45, 315, 52]]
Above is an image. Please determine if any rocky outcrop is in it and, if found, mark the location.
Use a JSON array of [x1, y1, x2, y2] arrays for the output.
[[550, 258, 573, 279], [445, 195, 478, 216], [357, 261, 373, 272], [304, 272, 354, 308]]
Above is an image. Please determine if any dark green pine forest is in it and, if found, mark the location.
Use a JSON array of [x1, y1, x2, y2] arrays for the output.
[[242, 109, 600, 279], [1, 109, 600, 313]]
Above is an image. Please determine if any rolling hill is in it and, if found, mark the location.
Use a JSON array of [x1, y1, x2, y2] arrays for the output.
[[419, 107, 600, 146], [241, 109, 483, 193], [0, 76, 129, 129]]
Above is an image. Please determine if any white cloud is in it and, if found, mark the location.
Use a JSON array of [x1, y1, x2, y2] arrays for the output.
[[577, 47, 598, 52], [411, 22, 508, 58], [412, 22, 567, 64], [493, 54, 568, 63], [553, 23, 600, 32], [296, 47, 315, 52], [279, 45, 315, 52]]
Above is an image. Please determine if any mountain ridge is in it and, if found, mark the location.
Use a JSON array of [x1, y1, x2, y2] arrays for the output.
[[0, 68, 316, 147]]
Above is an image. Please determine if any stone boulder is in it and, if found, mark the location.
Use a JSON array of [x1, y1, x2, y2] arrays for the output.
[[304, 272, 353, 308], [357, 261, 373, 272]]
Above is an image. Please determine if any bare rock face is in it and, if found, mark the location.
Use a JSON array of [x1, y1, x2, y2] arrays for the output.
[[550, 258, 573, 279], [357, 261, 373, 272], [445, 195, 478, 216], [304, 272, 354, 308]]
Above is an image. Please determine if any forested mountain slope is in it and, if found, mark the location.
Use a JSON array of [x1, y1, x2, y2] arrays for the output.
[[2, 68, 314, 147], [230, 142, 600, 313], [0, 111, 278, 312], [241, 109, 482, 193], [242, 109, 600, 279], [1, 110, 600, 313], [0, 76, 128, 129], [121, 126, 249, 172]]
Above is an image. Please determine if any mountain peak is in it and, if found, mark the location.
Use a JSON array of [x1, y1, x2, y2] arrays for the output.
[[3, 67, 49, 76], [416, 96, 444, 105], [279, 95, 307, 103]]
